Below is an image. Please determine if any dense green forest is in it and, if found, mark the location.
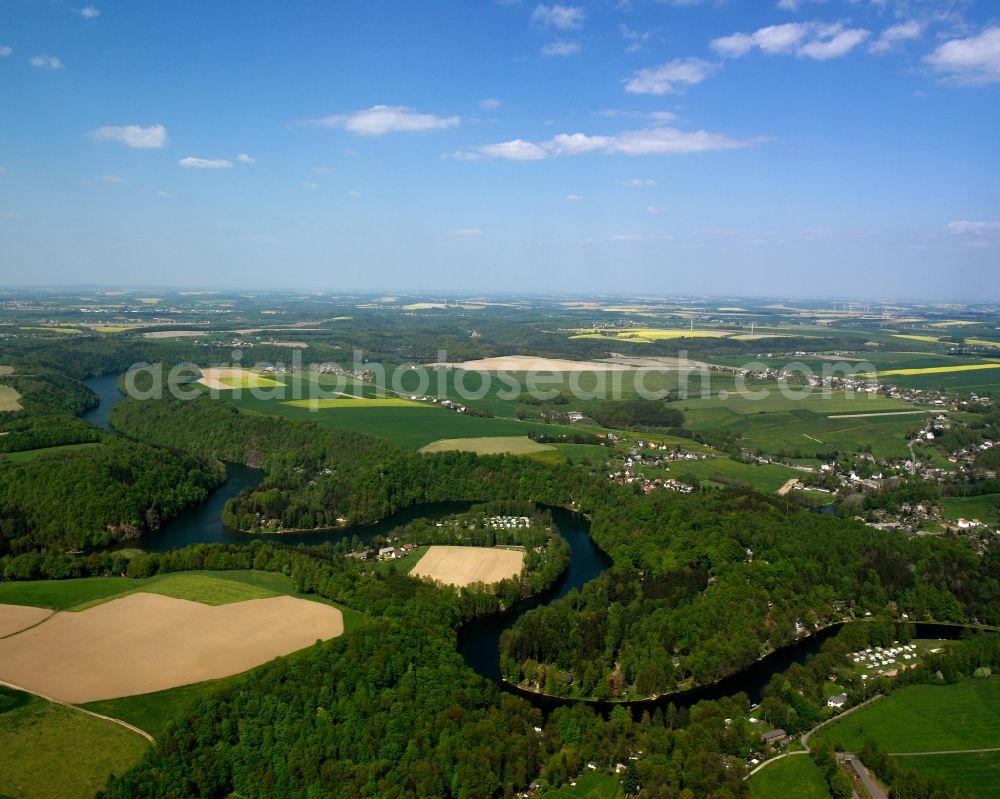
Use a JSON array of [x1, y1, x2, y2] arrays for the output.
[[0, 438, 225, 552], [109, 393, 605, 530], [500, 491, 1000, 700]]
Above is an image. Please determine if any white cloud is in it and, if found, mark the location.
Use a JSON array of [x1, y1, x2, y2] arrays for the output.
[[610, 233, 674, 241], [451, 228, 483, 236], [624, 57, 720, 94], [467, 126, 753, 160], [948, 220, 1000, 235], [301, 181, 319, 190], [926, 27, 1000, 85], [542, 40, 581, 56], [798, 27, 869, 60], [348, 189, 362, 197], [99, 174, 125, 183], [302, 105, 460, 136], [776, 0, 827, 10], [79, 6, 100, 18], [156, 191, 174, 198], [315, 166, 336, 175], [712, 21, 868, 60], [622, 178, 656, 186], [29, 55, 63, 70], [619, 24, 651, 52], [236, 153, 255, 164], [646, 206, 665, 214], [870, 20, 923, 54], [565, 194, 584, 201], [88, 124, 169, 149], [479, 98, 502, 110], [478, 139, 550, 160], [532, 4, 585, 30], [178, 157, 233, 169], [0, 46, 11, 57]]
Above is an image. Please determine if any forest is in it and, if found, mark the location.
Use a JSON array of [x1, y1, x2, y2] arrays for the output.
[[499, 490, 1000, 700]]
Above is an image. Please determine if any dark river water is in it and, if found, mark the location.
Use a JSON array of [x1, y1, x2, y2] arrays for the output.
[[82, 376, 968, 715]]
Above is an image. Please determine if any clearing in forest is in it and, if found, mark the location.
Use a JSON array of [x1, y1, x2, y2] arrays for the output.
[[410, 546, 524, 587], [0, 593, 344, 703], [0, 385, 22, 411]]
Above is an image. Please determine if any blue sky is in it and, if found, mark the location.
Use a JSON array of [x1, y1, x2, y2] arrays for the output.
[[1, 0, 998, 299]]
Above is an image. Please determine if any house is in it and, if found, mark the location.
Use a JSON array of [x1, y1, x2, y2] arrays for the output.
[[827, 694, 848, 709], [760, 728, 786, 745], [378, 546, 402, 560]]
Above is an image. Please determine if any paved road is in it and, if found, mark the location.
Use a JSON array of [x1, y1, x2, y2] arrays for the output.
[[839, 754, 888, 799]]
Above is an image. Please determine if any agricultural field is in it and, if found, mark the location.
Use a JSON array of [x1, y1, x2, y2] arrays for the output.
[[894, 752, 1000, 799], [0, 366, 13, 376], [420, 436, 555, 456], [660, 455, 807, 494], [0, 442, 104, 464], [0, 592, 345, 703], [541, 773, 624, 799], [409, 545, 524, 587], [0, 688, 149, 799], [672, 392, 926, 459], [0, 385, 21, 412], [749, 755, 831, 799], [229, 389, 580, 450], [938, 494, 1000, 525], [568, 327, 730, 342], [197, 367, 284, 390], [371, 546, 430, 576], [814, 677, 1000, 753], [81, 673, 246, 739]]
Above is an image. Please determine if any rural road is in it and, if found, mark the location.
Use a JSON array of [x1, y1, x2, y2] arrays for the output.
[[838, 754, 888, 799]]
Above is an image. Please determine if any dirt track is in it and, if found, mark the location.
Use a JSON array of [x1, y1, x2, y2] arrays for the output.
[[410, 546, 524, 587], [0, 593, 343, 703]]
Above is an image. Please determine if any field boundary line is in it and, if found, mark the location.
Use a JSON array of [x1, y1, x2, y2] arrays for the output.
[[0, 678, 154, 742], [826, 411, 928, 419], [889, 747, 1000, 757]]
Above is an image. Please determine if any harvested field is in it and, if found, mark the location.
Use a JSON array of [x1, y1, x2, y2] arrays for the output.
[[197, 367, 284, 390], [410, 546, 524, 587], [0, 385, 22, 412], [0, 604, 51, 637], [429, 355, 630, 371], [420, 436, 555, 455], [0, 593, 343, 703]]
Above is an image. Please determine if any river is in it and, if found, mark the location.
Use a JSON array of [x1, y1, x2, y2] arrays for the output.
[[82, 375, 968, 715]]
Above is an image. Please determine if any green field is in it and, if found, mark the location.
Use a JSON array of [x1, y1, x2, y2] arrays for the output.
[[82, 673, 245, 739], [814, 677, 1000, 753], [673, 392, 926, 459], [230, 389, 580, 449], [663, 455, 805, 493], [0, 442, 105, 464], [896, 751, 1000, 799], [939, 494, 1000, 525], [420, 436, 556, 455], [284, 397, 423, 409], [0, 690, 149, 799], [749, 755, 831, 799], [219, 373, 285, 389], [541, 772, 624, 799]]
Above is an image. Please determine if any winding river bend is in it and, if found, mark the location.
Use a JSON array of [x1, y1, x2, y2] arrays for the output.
[[82, 375, 966, 715]]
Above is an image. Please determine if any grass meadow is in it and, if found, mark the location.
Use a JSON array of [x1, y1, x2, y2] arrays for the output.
[[541, 772, 625, 799], [814, 677, 1000, 753], [0, 689, 148, 799], [749, 755, 831, 799]]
